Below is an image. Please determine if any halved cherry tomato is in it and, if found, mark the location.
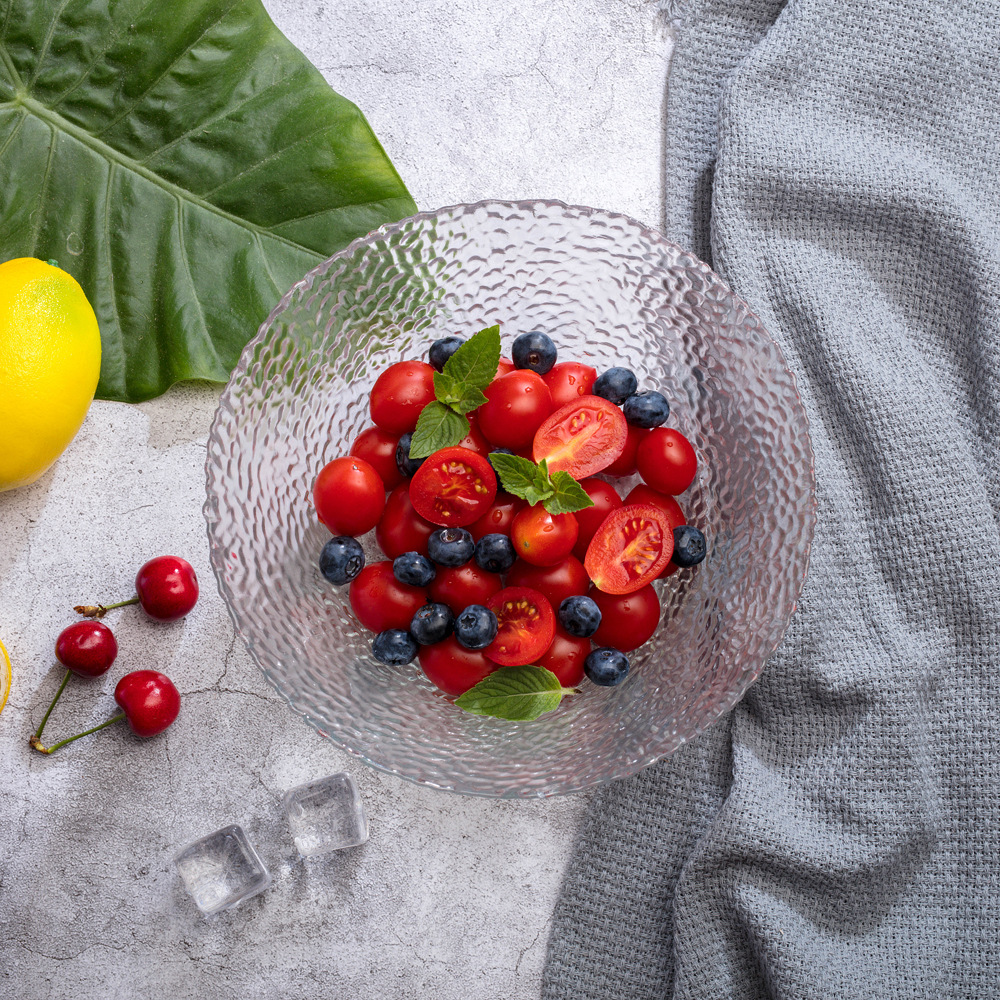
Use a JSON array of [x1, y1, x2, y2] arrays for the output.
[[376, 482, 436, 558], [532, 396, 628, 478], [350, 426, 403, 491], [572, 478, 624, 560], [625, 484, 685, 532], [468, 492, 526, 541], [584, 503, 673, 594], [542, 362, 597, 408], [510, 506, 579, 567], [536, 626, 589, 686], [313, 457, 385, 536], [419, 637, 498, 696], [369, 360, 437, 434], [590, 584, 661, 651], [485, 586, 555, 666], [409, 447, 498, 527], [477, 371, 554, 449], [604, 424, 649, 477], [429, 562, 502, 614], [506, 556, 589, 608], [349, 561, 427, 632], [636, 427, 697, 495]]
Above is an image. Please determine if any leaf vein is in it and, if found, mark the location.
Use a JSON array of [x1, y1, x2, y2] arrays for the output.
[[26, 0, 75, 90], [0, 107, 26, 161], [253, 231, 282, 298], [28, 124, 57, 257], [175, 195, 224, 375]]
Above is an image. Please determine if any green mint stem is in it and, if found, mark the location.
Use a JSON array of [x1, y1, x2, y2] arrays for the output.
[[30, 713, 126, 755], [32, 669, 71, 742]]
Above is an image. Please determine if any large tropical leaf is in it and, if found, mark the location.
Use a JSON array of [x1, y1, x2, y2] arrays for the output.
[[0, 0, 417, 401]]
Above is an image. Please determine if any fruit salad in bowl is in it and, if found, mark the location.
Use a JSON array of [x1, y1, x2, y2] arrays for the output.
[[204, 200, 816, 798]]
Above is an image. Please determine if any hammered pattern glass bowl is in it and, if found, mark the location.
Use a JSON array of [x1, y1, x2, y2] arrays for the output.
[[204, 200, 816, 798]]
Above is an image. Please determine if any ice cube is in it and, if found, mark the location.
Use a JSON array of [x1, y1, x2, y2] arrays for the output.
[[282, 772, 369, 857], [174, 824, 271, 915]]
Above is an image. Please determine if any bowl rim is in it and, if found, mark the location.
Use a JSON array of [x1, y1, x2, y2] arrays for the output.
[[204, 198, 818, 798]]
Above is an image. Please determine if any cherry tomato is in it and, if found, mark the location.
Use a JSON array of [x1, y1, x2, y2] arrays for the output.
[[409, 447, 498, 527], [542, 361, 597, 408], [506, 556, 589, 608], [350, 425, 403, 490], [624, 484, 686, 532], [590, 584, 661, 651], [419, 636, 498, 696], [429, 561, 502, 613], [532, 396, 628, 478], [572, 478, 624, 560], [349, 561, 427, 632], [511, 506, 579, 567], [376, 483, 436, 558], [536, 626, 589, 686], [477, 371, 554, 449], [369, 360, 436, 434], [468, 492, 527, 541], [496, 356, 516, 378], [636, 427, 697, 495], [584, 503, 674, 594], [603, 424, 649, 477], [313, 456, 386, 536], [485, 586, 555, 666], [457, 414, 491, 458]]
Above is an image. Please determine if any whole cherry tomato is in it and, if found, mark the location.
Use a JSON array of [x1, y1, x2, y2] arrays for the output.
[[313, 457, 386, 536], [536, 626, 589, 686], [603, 424, 649, 477], [506, 556, 589, 608], [590, 584, 661, 651], [350, 426, 403, 490], [429, 562, 502, 614], [376, 483, 437, 558], [542, 362, 597, 408], [349, 561, 427, 632], [636, 427, 697, 495], [572, 478, 624, 560], [419, 636, 498, 696], [468, 492, 527, 541], [511, 506, 579, 567], [369, 361, 437, 434], [477, 371, 554, 450]]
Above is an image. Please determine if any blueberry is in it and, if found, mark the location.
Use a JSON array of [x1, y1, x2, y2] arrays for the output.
[[319, 536, 365, 585], [511, 331, 557, 375], [454, 604, 498, 650], [474, 533, 516, 574], [372, 629, 418, 666], [429, 336, 465, 372], [592, 367, 638, 405], [584, 648, 630, 686], [393, 551, 436, 587], [623, 390, 670, 428], [396, 432, 425, 478], [672, 525, 707, 567], [428, 527, 475, 566], [410, 602, 455, 645], [558, 595, 602, 638]]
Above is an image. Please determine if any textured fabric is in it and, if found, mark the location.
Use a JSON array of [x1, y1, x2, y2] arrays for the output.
[[543, 2, 1000, 998]]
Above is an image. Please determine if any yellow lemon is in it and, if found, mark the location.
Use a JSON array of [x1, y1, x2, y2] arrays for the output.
[[0, 257, 101, 491], [0, 637, 10, 717]]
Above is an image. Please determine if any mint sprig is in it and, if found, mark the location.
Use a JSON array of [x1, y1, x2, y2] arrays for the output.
[[455, 665, 578, 721], [488, 454, 595, 515], [409, 325, 502, 458]]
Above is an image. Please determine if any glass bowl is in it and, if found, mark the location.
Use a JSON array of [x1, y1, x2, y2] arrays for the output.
[[204, 200, 816, 798]]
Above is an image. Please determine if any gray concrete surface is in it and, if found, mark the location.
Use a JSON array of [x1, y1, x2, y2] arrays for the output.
[[0, 2, 673, 996]]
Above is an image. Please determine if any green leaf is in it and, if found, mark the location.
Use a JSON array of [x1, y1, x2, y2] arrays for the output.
[[0, 0, 416, 401], [409, 401, 469, 459], [443, 324, 501, 389], [450, 386, 488, 416], [433, 371, 464, 407], [455, 666, 575, 722], [489, 453, 549, 501], [544, 470, 597, 515]]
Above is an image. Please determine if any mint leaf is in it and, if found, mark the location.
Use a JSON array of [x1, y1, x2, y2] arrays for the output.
[[409, 402, 469, 459], [490, 453, 546, 499], [444, 324, 502, 389], [451, 387, 488, 415], [433, 371, 464, 407], [455, 666, 576, 721], [544, 471, 596, 515]]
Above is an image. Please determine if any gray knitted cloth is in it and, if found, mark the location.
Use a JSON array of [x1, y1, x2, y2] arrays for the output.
[[542, 2, 1000, 998]]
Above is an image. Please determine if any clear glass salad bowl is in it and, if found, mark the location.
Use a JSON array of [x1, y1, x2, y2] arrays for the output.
[[204, 200, 816, 798]]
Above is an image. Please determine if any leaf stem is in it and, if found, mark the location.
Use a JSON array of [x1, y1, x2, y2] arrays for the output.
[[30, 714, 126, 755], [32, 669, 71, 742]]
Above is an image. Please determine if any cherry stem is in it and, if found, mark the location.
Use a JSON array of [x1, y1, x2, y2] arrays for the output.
[[73, 596, 139, 619], [32, 669, 71, 742], [30, 713, 125, 755]]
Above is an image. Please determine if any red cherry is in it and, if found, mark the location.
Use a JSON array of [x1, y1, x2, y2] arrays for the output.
[[55, 621, 118, 677], [134, 556, 199, 622], [114, 670, 181, 738]]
